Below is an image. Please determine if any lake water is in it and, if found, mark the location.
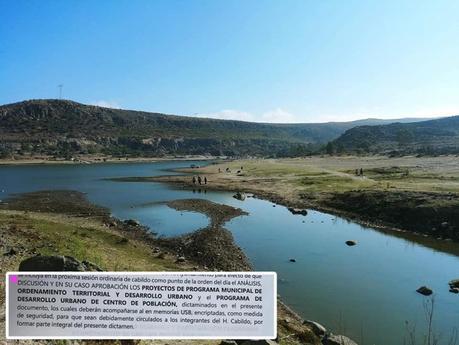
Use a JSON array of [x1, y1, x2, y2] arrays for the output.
[[1, 161, 458, 345]]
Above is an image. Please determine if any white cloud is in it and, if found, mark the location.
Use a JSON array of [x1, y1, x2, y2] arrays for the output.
[[198, 109, 256, 122], [260, 108, 299, 123], [91, 100, 121, 109], [195, 108, 300, 123]]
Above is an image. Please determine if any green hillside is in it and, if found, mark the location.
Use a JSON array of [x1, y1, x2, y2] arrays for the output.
[[331, 116, 459, 155], [0, 99, 431, 158]]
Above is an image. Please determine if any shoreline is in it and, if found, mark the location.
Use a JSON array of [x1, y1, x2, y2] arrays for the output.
[[0, 155, 220, 166], [0, 190, 324, 345], [115, 170, 459, 256]]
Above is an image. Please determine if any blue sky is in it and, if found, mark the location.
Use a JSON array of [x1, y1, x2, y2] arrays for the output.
[[1, 0, 458, 123]]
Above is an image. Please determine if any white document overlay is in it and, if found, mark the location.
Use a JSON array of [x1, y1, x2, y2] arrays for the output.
[[6, 272, 276, 339]]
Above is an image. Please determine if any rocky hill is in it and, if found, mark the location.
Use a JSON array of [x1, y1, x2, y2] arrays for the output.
[[0, 99, 430, 158], [331, 116, 459, 155]]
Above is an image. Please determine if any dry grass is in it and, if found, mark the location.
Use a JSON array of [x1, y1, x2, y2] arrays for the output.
[[0, 211, 214, 345], [209, 156, 459, 194]]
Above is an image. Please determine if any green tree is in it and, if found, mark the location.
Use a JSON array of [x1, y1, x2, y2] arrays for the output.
[[326, 142, 335, 155], [396, 129, 414, 148]]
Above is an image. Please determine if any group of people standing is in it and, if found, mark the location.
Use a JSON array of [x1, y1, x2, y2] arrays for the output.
[[192, 175, 207, 185], [192, 165, 244, 185]]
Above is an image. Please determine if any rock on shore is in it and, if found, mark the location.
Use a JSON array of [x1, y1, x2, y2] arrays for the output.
[[448, 279, 459, 293], [416, 286, 433, 296], [288, 207, 308, 216], [449, 279, 459, 288], [323, 334, 358, 345], [303, 320, 327, 338], [233, 192, 246, 201]]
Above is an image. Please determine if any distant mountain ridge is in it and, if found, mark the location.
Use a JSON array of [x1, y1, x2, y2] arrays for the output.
[[331, 115, 459, 155], [0, 99, 436, 157]]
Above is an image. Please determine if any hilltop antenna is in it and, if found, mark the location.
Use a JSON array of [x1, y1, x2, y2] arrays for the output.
[[58, 84, 63, 99]]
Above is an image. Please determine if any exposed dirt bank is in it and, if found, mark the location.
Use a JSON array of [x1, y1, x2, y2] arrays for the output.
[[322, 190, 459, 241]]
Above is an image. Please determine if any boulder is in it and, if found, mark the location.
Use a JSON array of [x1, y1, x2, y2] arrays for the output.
[[81, 260, 103, 272], [3, 248, 17, 256], [233, 192, 246, 201], [288, 207, 308, 216], [323, 334, 358, 345], [124, 219, 140, 227], [449, 287, 459, 294], [19, 255, 86, 271], [176, 256, 186, 263], [289, 258, 296, 262], [345, 240, 357, 246], [220, 341, 238, 345], [416, 286, 433, 296], [449, 279, 459, 289], [303, 319, 327, 337]]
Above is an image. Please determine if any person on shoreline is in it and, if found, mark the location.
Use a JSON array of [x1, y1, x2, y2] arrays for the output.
[[198, 176, 202, 185], [204, 176, 207, 184], [192, 176, 196, 184]]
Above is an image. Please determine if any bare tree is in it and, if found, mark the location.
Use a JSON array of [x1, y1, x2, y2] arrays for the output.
[[404, 296, 457, 345]]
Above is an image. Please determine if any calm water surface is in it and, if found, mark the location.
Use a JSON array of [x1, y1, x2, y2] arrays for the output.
[[1, 161, 458, 345]]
